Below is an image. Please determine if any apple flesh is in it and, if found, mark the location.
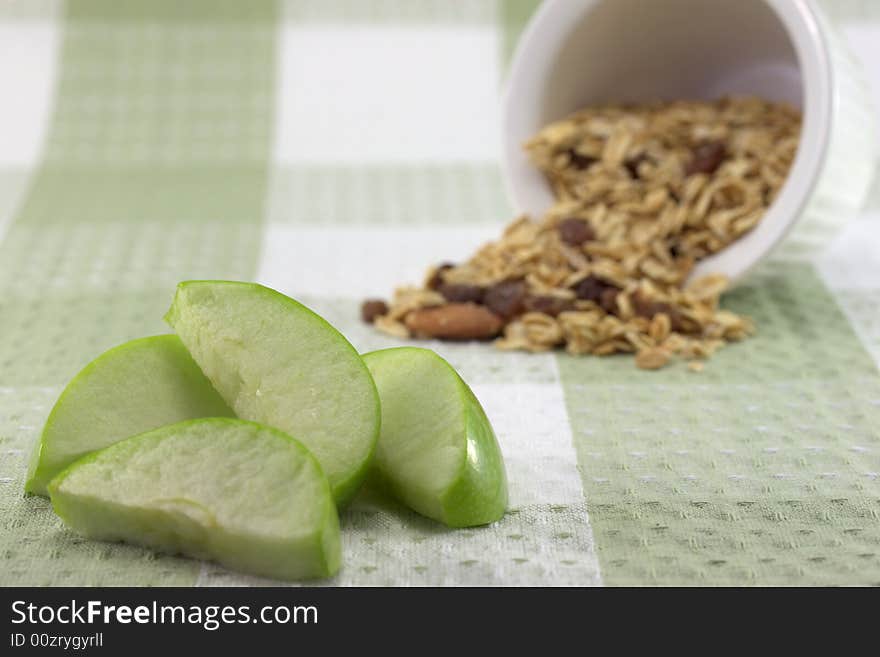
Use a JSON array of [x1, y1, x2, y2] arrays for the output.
[[26, 334, 233, 497], [48, 418, 341, 580], [164, 281, 380, 505], [362, 347, 507, 527]]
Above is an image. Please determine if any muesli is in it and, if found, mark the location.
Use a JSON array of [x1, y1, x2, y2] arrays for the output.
[[364, 97, 800, 369]]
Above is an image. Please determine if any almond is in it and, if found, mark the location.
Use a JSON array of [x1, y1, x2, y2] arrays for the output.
[[405, 303, 503, 341]]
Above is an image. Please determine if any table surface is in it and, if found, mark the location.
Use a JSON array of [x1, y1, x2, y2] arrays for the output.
[[0, 0, 878, 586]]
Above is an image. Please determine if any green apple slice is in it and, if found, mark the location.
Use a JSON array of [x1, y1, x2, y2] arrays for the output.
[[362, 347, 507, 527], [164, 280, 380, 505], [48, 418, 340, 580], [26, 334, 233, 497]]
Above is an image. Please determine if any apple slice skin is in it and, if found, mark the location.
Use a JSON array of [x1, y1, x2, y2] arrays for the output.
[[363, 347, 508, 528], [48, 418, 341, 581], [26, 334, 233, 497], [440, 383, 509, 527], [164, 281, 380, 506]]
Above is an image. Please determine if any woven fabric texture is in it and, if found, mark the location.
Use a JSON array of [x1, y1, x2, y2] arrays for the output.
[[0, 0, 878, 586]]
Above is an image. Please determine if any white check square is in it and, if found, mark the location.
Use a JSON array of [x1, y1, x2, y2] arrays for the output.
[[471, 382, 586, 508], [275, 26, 500, 163], [0, 20, 59, 165]]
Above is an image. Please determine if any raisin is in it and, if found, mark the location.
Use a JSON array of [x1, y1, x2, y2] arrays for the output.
[[557, 218, 595, 246], [361, 299, 388, 324], [426, 262, 455, 290], [484, 279, 527, 319], [685, 141, 726, 176], [438, 283, 484, 304], [631, 291, 666, 318], [567, 149, 597, 170], [599, 287, 620, 314], [632, 291, 683, 329], [572, 275, 616, 303], [523, 295, 575, 317]]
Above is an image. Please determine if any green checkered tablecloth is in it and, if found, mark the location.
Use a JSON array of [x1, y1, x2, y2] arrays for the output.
[[1, 0, 879, 586]]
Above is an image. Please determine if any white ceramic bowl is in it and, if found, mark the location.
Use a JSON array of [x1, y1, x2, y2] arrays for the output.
[[502, 0, 876, 284]]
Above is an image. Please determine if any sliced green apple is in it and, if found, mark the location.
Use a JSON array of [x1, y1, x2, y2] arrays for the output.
[[164, 280, 380, 505], [362, 347, 507, 527], [26, 334, 233, 497], [48, 418, 340, 580]]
